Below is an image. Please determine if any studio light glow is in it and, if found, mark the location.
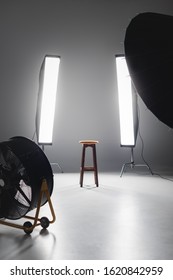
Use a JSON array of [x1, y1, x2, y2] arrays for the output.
[[38, 56, 60, 145], [116, 55, 135, 146]]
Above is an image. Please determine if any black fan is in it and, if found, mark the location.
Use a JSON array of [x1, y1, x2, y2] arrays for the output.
[[0, 136, 55, 233]]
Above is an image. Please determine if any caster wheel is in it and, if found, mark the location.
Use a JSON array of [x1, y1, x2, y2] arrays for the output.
[[40, 217, 50, 229], [23, 221, 33, 234]]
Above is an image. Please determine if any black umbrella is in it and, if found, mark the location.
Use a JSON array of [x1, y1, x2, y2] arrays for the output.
[[124, 12, 173, 128]]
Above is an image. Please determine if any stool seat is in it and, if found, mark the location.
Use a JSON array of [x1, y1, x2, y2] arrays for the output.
[[79, 140, 99, 187], [79, 140, 99, 144]]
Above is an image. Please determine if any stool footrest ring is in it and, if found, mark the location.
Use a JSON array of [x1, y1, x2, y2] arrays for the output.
[[83, 166, 95, 171]]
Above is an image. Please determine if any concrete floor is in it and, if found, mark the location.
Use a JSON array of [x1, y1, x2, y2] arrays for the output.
[[1, 171, 173, 260]]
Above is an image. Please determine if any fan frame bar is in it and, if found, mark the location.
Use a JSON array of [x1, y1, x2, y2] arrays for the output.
[[0, 179, 56, 233]]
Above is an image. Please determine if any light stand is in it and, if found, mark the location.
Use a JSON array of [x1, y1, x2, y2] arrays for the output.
[[120, 147, 153, 177], [116, 54, 152, 177], [41, 144, 63, 173]]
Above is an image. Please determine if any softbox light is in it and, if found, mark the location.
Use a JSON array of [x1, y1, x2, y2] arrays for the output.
[[124, 12, 173, 128], [116, 55, 138, 147], [116, 55, 152, 177], [36, 55, 60, 145]]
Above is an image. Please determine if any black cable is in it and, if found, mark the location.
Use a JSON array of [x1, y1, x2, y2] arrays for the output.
[[152, 172, 173, 182], [137, 96, 173, 182], [31, 130, 36, 141], [136, 96, 153, 173]]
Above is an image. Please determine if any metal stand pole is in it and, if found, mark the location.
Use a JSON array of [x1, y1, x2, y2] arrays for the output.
[[41, 145, 63, 173], [120, 147, 153, 177]]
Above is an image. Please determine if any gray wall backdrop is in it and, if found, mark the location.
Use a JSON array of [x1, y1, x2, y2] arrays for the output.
[[1, 0, 173, 173]]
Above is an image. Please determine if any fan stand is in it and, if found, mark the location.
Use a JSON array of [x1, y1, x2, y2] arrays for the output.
[[0, 179, 56, 234]]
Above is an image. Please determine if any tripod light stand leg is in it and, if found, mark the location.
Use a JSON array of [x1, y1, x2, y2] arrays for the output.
[[120, 163, 126, 177], [51, 162, 63, 173]]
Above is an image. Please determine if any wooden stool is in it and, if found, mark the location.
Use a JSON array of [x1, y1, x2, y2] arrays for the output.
[[79, 140, 99, 187]]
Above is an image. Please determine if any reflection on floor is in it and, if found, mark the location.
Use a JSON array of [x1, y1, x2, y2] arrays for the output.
[[1, 172, 173, 260]]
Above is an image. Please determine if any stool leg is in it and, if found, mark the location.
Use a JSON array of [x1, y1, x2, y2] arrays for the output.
[[92, 145, 99, 187], [80, 145, 85, 187]]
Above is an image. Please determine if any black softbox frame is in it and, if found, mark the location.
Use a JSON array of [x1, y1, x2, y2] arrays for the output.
[[124, 12, 173, 128]]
